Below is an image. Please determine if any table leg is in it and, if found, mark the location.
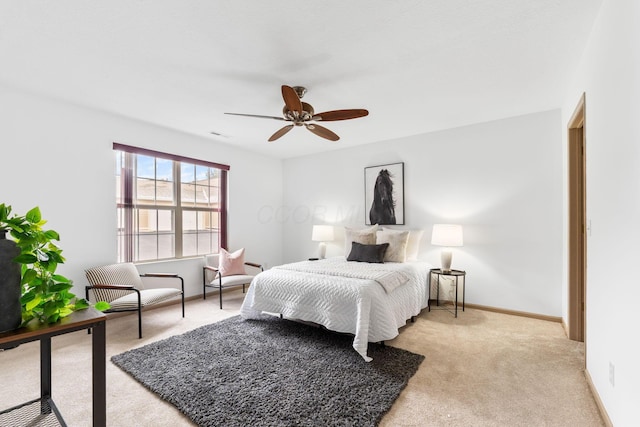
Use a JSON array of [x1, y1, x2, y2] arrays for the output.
[[454, 276, 458, 318], [462, 275, 466, 311], [92, 320, 107, 427], [427, 273, 431, 311], [40, 337, 52, 414]]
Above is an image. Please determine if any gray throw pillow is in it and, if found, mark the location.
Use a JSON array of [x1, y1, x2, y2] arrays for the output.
[[347, 242, 389, 263]]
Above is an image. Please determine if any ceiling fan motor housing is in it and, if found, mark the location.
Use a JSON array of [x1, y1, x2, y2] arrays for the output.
[[283, 102, 314, 123]]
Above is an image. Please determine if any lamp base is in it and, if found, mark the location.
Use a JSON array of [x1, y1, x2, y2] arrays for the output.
[[440, 249, 452, 273], [318, 242, 327, 259]]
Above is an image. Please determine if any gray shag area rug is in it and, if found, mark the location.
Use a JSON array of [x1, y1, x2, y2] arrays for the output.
[[111, 315, 424, 427]]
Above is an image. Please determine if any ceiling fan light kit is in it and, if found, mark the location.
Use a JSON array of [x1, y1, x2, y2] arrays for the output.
[[225, 85, 368, 142]]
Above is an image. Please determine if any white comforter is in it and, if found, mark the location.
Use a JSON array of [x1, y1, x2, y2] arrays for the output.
[[240, 257, 431, 361]]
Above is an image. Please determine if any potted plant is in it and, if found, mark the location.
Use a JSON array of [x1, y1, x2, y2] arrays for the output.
[[0, 203, 108, 330]]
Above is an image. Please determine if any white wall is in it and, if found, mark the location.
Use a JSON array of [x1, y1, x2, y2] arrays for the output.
[[0, 85, 284, 298], [562, 0, 640, 424], [282, 110, 563, 316]]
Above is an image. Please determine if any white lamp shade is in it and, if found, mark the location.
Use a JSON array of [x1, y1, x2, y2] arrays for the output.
[[431, 224, 463, 247], [312, 225, 335, 242]]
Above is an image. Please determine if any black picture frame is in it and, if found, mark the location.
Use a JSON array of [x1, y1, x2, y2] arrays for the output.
[[364, 162, 404, 225]]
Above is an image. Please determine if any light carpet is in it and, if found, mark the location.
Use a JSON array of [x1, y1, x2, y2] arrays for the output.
[[111, 314, 424, 427]]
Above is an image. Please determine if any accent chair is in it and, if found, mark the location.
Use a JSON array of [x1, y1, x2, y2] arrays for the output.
[[203, 253, 263, 309], [85, 262, 184, 338]]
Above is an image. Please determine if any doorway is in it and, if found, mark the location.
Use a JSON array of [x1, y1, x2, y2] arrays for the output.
[[567, 93, 586, 342]]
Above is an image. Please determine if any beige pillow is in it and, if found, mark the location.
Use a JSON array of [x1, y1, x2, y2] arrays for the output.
[[344, 225, 379, 257], [379, 228, 424, 261], [376, 229, 409, 262]]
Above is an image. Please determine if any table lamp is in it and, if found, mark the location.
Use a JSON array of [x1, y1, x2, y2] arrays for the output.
[[312, 225, 335, 259], [431, 224, 463, 272]]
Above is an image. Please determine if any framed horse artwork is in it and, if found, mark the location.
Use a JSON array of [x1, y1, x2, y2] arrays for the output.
[[364, 162, 404, 225]]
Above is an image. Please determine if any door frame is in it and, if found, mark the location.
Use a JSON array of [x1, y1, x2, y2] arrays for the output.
[[567, 93, 586, 343]]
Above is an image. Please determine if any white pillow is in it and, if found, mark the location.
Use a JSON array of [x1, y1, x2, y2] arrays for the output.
[[376, 229, 409, 262], [344, 225, 379, 257], [405, 230, 424, 261]]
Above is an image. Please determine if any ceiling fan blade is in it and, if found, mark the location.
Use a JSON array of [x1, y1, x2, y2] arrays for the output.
[[225, 112, 286, 121], [305, 123, 340, 141], [312, 109, 369, 121], [281, 85, 302, 114], [268, 124, 294, 142]]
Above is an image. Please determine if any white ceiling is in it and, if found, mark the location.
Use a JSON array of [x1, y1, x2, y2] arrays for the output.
[[0, 1, 603, 159]]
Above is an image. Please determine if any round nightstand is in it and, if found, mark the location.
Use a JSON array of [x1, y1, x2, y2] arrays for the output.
[[428, 268, 466, 317]]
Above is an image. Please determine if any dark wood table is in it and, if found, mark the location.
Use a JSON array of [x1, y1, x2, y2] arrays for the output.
[[0, 308, 106, 427]]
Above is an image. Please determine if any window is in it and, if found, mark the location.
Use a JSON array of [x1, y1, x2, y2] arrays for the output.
[[114, 143, 229, 263]]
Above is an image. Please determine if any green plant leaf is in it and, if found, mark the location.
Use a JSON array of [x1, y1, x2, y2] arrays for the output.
[[14, 253, 38, 264], [20, 313, 34, 327], [45, 261, 58, 272], [25, 207, 41, 223], [23, 276, 43, 288], [20, 292, 36, 306], [25, 295, 42, 311], [44, 230, 60, 240], [14, 235, 35, 248], [22, 268, 37, 284], [73, 299, 89, 310], [44, 302, 59, 318], [49, 282, 73, 293], [51, 274, 70, 283], [47, 251, 65, 263], [8, 223, 25, 234], [94, 301, 111, 311], [58, 307, 74, 318]]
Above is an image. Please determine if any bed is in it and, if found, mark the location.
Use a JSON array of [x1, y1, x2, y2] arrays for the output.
[[240, 256, 431, 361]]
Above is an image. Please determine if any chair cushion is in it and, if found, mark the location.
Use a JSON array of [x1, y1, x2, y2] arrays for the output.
[[218, 248, 247, 276], [209, 274, 255, 288], [107, 288, 183, 311]]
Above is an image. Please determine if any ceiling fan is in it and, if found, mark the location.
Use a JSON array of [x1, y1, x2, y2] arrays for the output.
[[225, 85, 369, 142]]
